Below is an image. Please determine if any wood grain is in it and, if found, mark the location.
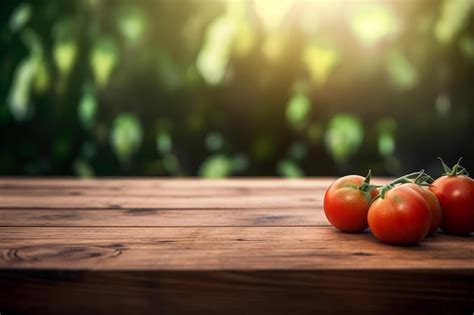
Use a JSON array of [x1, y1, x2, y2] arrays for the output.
[[0, 178, 342, 188], [0, 194, 321, 209], [0, 178, 472, 315], [0, 208, 327, 227], [0, 227, 472, 270]]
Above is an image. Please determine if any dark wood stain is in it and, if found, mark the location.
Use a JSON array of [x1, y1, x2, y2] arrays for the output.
[[126, 208, 159, 216], [3, 244, 122, 264], [353, 252, 374, 256], [37, 213, 78, 220], [253, 215, 289, 224]]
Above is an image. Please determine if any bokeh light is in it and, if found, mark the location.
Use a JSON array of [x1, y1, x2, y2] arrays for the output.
[[0, 0, 472, 177]]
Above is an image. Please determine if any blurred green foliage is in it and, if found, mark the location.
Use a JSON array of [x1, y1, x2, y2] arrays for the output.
[[0, 0, 473, 177]]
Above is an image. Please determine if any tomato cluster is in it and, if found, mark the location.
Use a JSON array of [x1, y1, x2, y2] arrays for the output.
[[323, 158, 474, 245]]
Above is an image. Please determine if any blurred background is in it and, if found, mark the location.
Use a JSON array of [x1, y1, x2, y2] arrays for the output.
[[0, 0, 473, 178]]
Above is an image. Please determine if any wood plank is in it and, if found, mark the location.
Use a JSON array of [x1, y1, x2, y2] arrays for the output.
[[0, 177, 391, 191], [0, 178, 329, 211], [0, 227, 472, 270], [0, 195, 320, 209], [0, 269, 472, 315], [0, 187, 325, 197], [0, 181, 330, 197], [0, 178, 341, 189], [0, 178, 390, 209], [0, 208, 327, 227]]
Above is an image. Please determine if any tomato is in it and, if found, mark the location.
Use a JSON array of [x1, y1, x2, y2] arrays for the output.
[[368, 183, 431, 245], [430, 175, 474, 235], [407, 184, 442, 234], [370, 187, 380, 199], [324, 175, 376, 232]]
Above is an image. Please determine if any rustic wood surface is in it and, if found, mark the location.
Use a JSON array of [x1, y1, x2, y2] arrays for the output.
[[0, 178, 472, 315]]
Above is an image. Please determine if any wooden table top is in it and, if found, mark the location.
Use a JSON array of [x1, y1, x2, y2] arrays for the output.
[[0, 178, 472, 314]]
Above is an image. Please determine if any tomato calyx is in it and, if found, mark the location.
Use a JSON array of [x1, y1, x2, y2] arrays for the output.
[[357, 170, 380, 203], [378, 170, 431, 199], [438, 157, 469, 177]]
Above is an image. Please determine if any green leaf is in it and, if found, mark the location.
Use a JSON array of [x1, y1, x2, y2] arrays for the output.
[[74, 160, 95, 178], [156, 131, 172, 155], [34, 58, 50, 93], [459, 36, 474, 59], [9, 3, 32, 32], [233, 18, 256, 57], [435, 0, 473, 45], [303, 44, 339, 86], [288, 142, 307, 161], [232, 154, 249, 173], [196, 14, 236, 85], [324, 114, 364, 164], [376, 118, 397, 156], [52, 19, 77, 77], [78, 89, 97, 128], [277, 160, 304, 178], [386, 51, 418, 91], [286, 92, 311, 128], [199, 155, 232, 178], [206, 132, 224, 151], [54, 40, 77, 77], [8, 57, 37, 121], [9, 30, 48, 109], [378, 133, 395, 156], [90, 37, 119, 87], [116, 6, 146, 44], [110, 114, 143, 164]]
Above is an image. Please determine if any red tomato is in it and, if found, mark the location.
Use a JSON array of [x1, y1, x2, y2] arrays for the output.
[[430, 175, 474, 235], [370, 187, 380, 200], [368, 183, 431, 245], [324, 175, 375, 232], [407, 184, 442, 234]]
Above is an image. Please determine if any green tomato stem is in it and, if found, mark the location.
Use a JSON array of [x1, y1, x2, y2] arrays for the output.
[[378, 170, 426, 199], [438, 157, 469, 177]]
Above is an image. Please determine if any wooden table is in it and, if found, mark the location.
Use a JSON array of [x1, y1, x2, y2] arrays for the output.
[[0, 178, 472, 314]]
